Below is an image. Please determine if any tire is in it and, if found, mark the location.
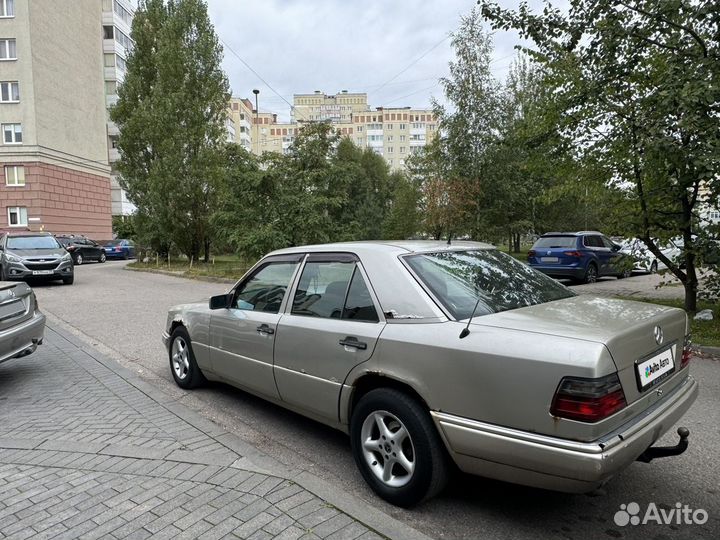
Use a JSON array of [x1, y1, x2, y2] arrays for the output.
[[583, 263, 598, 284], [350, 388, 449, 507], [99, 253, 106, 263], [0, 265, 6, 281], [74, 254, 83, 265], [62, 274, 74, 285], [169, 327, 206, 389], [650, 260, 658, 273]]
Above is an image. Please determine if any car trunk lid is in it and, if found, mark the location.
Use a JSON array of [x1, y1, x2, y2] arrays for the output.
[[474, 295, 688, 405], [0, 281, 33, 332]]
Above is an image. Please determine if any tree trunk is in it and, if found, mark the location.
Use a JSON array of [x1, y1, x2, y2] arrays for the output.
[[204, 239, 210, 263], [513, 233, 521, 253]]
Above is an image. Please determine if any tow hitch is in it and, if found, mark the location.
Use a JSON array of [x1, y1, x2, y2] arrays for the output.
[[636, 427, 690, 463]]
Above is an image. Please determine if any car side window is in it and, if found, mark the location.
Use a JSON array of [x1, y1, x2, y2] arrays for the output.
[[343, 269, 379, 323], [585, 236, 602, 248], [234, 262, 299, 314], [292, 261, 355, 319], [601, 236, 616, 249]]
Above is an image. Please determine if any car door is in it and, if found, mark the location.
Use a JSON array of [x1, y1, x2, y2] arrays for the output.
[[601, 235, 623, 274], [209, 254, 303, 399], [273, 254, 385, 421], [87, 239, 103, 260], [585, 235, 611, 275]]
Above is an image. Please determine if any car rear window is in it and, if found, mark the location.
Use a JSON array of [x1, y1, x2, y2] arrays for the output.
[[532, 236, 577, 249], [404, 249, 575, 320]]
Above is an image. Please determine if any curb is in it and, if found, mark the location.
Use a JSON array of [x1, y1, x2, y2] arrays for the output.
[[694, 345, 720, 357], [43, 319, 433, 540], [124, 265, 237, 284]]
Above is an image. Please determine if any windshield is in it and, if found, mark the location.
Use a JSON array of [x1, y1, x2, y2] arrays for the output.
[[7, 236, 61, 250], [532, 236, 577, 249], [405, 249, 575, 320]]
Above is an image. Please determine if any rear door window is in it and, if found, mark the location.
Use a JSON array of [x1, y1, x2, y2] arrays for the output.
[[292, 261, 355, 319], [343, 269, 379, 323]]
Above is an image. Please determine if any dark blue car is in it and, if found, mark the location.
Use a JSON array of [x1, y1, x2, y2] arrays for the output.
[[528, 232, 632, 283], [102, 239, 136, 260]]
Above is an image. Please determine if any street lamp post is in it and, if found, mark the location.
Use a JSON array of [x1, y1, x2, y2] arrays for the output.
[[252, 89, 259, 155]]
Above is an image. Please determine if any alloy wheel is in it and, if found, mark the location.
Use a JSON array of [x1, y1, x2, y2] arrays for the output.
[[171, 337, 190, 380], [586, 265, 597, 283], [75, 254, 83, 265], [360, 410, 416, 488]]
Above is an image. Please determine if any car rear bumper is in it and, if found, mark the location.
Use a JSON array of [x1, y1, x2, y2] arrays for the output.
[[0, 310, 46, 364], [432, 374, 698, 493], [530, 264, 586, 280]]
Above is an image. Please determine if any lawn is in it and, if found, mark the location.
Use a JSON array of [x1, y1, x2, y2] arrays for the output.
[[617, 296, 720, 347], [128, 255, 251, 281]]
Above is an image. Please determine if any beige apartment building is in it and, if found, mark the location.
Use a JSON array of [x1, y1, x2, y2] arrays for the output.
[[237, 90, 437, 172], [0, 0, 116, 236]]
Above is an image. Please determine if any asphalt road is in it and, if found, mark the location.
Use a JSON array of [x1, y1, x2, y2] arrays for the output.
[[31, 262, 719, 539]]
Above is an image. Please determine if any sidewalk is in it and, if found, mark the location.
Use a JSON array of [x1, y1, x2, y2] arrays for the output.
[[0, 325, 424, 540]]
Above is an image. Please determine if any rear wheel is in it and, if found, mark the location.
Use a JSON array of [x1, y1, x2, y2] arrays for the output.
[[583, 263, 598, 284], [99, 253, 106, 263], [350, 388, 448, 507]]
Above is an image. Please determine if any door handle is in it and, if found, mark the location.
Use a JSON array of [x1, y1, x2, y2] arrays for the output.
[[256, 324, 275, 335], [339, 337, 367, 350]]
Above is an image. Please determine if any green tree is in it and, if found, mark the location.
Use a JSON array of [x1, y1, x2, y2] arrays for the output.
[[110, 0, 229, 262], [383, 172, 421, 240], [480, 0, 720, 311]]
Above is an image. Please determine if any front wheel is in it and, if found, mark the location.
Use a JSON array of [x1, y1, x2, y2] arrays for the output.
[[350, 388, 448, 507], [62, 274, 74, 285], [99, 253, 106, 263], [74, 254, 83, 265], [169, 327, 206, 389]]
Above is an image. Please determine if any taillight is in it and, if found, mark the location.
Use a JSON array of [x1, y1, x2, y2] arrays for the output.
[[563, 251, 582, 257], [115, 247, 122, 252], [681, 335, 692, 369], [550, 373, 627, 423], [528, 250, 536, 258]]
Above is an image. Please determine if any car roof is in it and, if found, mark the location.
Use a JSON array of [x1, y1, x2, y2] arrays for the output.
[[267, 240, 495, 258], [3, 231, 54, 237], [540, 231, 604, 236]]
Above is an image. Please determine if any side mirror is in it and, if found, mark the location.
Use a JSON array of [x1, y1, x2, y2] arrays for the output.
[[611, 244, 620, 252], [209, 293, 233, 310]]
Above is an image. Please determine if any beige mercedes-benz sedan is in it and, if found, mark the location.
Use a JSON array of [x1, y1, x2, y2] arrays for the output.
[[163, 241, 698, 507]]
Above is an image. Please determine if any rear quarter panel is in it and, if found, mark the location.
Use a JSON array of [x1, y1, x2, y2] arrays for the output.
[[360, 320, 620, 442]]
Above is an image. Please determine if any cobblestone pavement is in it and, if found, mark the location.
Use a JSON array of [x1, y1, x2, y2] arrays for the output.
[[0, 326, 396, 540]]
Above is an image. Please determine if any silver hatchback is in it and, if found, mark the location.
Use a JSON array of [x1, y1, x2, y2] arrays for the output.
[[163, 241, 698, 506]]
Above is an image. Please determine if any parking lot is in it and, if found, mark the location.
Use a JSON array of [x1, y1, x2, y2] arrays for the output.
[[24, 262, 720, 539]]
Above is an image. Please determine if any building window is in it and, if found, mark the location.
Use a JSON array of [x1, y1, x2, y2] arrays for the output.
[[400, 147, 406, 154], [399, 124, 406, 130], [104, 53, 115, 67], [400, 135, 405, 142], [105, 80, 117, 95], [0, 0, 13, 17], [0, 81, 19, 102], [387, 135, 393, 142], [103, 25, 114, 39], [113, 0, 133, 26], [386, 124, 393, 130], [115, 54, 127, 72], [2, 123, 22, 144], [4, 165, 24, 186], [356, 126, 363, 132], [0, 39, 17, 60], [7, 206, 27, 226], [115, 28, 133, 52], [387, 147, 394, 153]]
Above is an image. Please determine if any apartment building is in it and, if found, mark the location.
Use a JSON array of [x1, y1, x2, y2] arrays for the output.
[[239, 90, 437, 172], [228, 97, 254, 151], [102, 0, 135, 216], [0, 0, 113, 236]]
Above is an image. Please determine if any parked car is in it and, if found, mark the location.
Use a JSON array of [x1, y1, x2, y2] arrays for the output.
[[163, 241, 697, 506], [620, 238, 681, 273], [0, 232, 74, 285], [0, 280, 45, 365], [102, 239, 136, 260], [56, 235, 107, 265], [528, 231, 633, 283]]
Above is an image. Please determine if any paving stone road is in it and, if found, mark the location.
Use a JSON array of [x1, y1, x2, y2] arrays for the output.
[[0, 325, 406, 540]]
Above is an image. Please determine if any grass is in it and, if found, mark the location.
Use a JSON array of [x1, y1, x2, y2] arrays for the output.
[[494, 244, 533, 261], [128, 255, 251, 281], [617, 296, 720, 347]]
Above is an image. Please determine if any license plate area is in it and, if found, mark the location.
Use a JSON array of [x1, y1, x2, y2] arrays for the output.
[[0, 300, 25, 321], [635, 343, 676, 391], [32, 270, 54, 275], [540, 257, 559, 263]]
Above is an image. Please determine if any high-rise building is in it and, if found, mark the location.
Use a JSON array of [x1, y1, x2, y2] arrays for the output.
[[237, 90, 437, 172], [228, 97, 254, 151], [102, 0, 135, 217], [0, 0, 113, 236]]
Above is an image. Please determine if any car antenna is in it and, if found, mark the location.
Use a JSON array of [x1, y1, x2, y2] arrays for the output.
[[459, 295, 483, 339]]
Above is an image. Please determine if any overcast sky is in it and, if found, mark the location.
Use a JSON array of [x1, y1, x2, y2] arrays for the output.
[[206, 0, 540, 122]]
